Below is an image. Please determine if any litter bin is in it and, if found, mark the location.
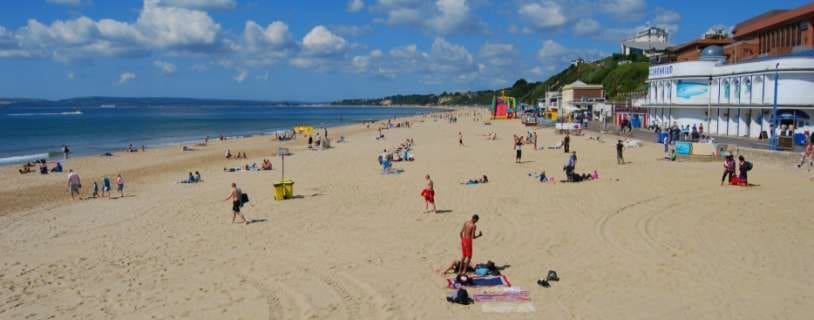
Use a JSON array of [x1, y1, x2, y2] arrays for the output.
[[273, 179, 294, 200]]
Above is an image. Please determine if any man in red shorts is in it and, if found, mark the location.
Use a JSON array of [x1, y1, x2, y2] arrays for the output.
[[421, 174, 436, 213], [459, 214, 482, 276]]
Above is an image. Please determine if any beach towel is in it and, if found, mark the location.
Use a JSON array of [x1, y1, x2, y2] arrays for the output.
[[447, 275, 511, 288], [473, 288, 529, 303]]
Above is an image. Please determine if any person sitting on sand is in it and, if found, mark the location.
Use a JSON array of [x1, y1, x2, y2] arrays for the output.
[[39, 162, 48, 174], [225, 149, 232, 159], [194, 171, 201, 182], [19, 165, 33, 174], [737, 155, 752, 186], [181, 172, 195, 183]]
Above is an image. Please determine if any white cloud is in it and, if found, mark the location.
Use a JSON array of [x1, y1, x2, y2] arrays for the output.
[[301, 25, 347, 56], [233, 69, 248, 83], [654, 8, 681, 24], [243, 21, 293, 49], [374, 0, 486, 35], [156, 0, 237, 10], [537, 40, 569, 61], [46, 0, 82, 6], [117, 72, 136, 84], [530, 66, 543, 76], [601, 0, 646, 21], [518, 1, 568, 30], [6, 0, 224, 61], [153, 60, 177, 74], [573, 18, 600, 35], [478, 42, 514, 67], [331, 25, 372, 37], [347, 0, 365, 12]]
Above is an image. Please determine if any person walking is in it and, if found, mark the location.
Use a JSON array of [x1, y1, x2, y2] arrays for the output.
[[421, 175, 436, 213], [563, 133, 570, 153], [67, 169, 81, 200], [738, 155, 752, 186], [616, 140, 625, 165], [115, 174, 125, 198], [63, 145, 70, 159], [458, 132, 463, 146], [514, 137, 523, 163], [225, 182, 249, 225], [721, 155, 736, 185]]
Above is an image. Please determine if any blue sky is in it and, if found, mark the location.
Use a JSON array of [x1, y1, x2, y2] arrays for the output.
[[0, 0, 810, 101]]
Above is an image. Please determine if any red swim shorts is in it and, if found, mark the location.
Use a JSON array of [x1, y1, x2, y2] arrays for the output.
[[461, 237, 473, 258], [421, 189, 435, 203]]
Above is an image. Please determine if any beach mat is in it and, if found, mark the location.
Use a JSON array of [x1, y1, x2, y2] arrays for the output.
[[447, 275, 511, 288], [473, 288, 529, 302]]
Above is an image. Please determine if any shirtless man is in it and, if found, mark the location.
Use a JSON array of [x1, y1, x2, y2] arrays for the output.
[[459, 214, 483, 276], [224, 182, 249, 225], [421, 174, 436, 213]]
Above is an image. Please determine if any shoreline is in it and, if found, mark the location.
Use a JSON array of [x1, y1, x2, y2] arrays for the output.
[[0, 106, 464, 216], [0, 105, 451, 166]]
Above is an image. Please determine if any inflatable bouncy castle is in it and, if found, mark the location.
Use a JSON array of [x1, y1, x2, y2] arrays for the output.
[[491, 95, 517, 119]]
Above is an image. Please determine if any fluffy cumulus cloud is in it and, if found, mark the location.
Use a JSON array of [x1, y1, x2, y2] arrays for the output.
[[518, 1, 568, 30], [242, 20, 294, 61], [478, 42, 514, 68], [601, 0, 646, 21], [347, 0, 365, 12], [153, 60, 177, 74], [301, 26, 347, 56], [155, 0, 237, 10], [117, 72, 136, 84], [2, 0, 224, 61], [573, 18, 600, 35], [374, 0, 486, 35]]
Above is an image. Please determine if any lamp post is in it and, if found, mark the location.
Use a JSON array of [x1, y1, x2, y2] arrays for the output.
[[769, 63, 780, 150]]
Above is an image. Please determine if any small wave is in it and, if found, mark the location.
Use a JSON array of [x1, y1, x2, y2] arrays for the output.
[[7, 111, 83, 116], [0, 153, 50, 165]]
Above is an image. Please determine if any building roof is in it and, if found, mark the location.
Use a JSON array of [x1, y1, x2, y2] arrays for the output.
[[622, 40, 671, 51], [562, 80, 603, 90], [669, 38, 735, 54], [732, 3, 814, 39]]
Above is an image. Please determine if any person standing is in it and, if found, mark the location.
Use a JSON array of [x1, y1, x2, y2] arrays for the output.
[[458, 132, 463, 146], [616, 140, 625, 165], [102, 176, 111, 197], [797, 143, 814, 171], [721, 155, 736, 185], [115, 174, 125, 197], [63, 145, 70, 159], [458, 214, 482, 276], [225, 182, 249, 225], [565, 151, 577, 181], [421, 175, 436, 213], [532, 131, 538, 150], [67, 169, 81, 200], [514, 137, 523, 163], [738, 156, 752, 186], [563, 133, 570, 153]]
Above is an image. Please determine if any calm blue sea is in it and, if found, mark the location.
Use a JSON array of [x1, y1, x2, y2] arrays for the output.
[[0, 105, 436, 165]]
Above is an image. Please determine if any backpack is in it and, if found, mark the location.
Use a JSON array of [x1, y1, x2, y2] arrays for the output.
[[446, 288, 472, 305], [743, 161, 753, 171]]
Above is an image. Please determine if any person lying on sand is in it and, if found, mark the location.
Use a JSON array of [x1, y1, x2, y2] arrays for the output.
[[462, 175, 488, 184]]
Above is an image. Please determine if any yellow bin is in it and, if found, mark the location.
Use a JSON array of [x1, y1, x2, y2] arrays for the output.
[[273, 179, 294, 200]]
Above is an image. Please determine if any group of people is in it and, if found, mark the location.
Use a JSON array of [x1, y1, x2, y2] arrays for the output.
[[126, 144, 145, 153], [180, 171, 203, 184], [225, 149, 248, 159], [721, 154, 753, 186], [18, 160, 62, 175], [67, 170, 125, 200], [656, 122, 705, 143]]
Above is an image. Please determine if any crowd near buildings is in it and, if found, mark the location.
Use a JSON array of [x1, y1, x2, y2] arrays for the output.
[[644, 2, 814, 142]]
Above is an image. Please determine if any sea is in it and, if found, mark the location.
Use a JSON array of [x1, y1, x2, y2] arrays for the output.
[[0, 105, 438, 165]]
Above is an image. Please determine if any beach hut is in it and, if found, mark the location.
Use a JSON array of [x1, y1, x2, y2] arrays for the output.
[[491, 94, 517, 119]]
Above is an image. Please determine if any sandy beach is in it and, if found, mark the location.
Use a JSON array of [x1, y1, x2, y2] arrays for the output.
[[1, 107, 812, 319]]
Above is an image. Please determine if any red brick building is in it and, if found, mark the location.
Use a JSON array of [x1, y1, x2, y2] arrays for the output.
[[726, 2, 814, 63]]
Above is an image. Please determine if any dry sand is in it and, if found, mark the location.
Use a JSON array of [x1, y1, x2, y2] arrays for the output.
[[1, 107, 812, 319]]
